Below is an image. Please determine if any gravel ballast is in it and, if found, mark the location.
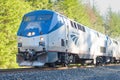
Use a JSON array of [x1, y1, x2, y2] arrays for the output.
[[0, 65, 120, 80]]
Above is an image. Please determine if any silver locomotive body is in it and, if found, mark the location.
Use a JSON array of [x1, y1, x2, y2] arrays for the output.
[[17, 10, 120, 67]]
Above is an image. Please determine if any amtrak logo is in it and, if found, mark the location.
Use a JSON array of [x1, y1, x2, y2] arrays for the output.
[[70, 34, 79, 46], [25, 22, 41, 31]]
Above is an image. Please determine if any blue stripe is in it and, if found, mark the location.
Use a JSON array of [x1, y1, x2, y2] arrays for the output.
[[75, 37, 78, 45], [70, 34, 79, 46], [72, 36, 77, 41], [48, 22, 63, 33], [70, 34, 76, 38]]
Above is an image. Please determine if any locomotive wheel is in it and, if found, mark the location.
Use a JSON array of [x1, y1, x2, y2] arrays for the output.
[[96, 56, 106, 66], [63, 53, 70, 67], [69, 54, 74, 63]]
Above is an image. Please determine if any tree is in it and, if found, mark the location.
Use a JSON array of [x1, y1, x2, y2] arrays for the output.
[[25, 0, 54, 9], [85, 4, 104, 33], [0, 0, 32, 68], [51, 0, 92, 27], [105, 8, 120, 37]]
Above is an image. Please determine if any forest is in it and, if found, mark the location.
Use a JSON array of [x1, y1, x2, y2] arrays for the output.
[[0, 0, 120, 68]]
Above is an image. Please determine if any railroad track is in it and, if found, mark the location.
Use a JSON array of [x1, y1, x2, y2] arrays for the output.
[[0, 65, 120, 80], [0, 64, 119, 73], [0, 67, 49, 73], [0, 67, 71, 73], [0, 65, 95, 73]]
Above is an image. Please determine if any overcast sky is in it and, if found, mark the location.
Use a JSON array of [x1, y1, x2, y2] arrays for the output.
[[83, 0, 120, 15]]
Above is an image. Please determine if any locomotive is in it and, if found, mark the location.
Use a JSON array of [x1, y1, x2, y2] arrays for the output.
[[17, 10, 120, 67]]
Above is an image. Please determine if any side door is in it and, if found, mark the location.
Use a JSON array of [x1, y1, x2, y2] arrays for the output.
[[62, 17, 69, 51]]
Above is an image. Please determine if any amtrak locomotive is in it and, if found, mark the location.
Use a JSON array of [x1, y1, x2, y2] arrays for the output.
[[17, 10, 120, 67]]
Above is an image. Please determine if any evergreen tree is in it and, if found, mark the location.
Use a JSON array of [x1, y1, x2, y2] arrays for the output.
[[105, 8, 120, 37]]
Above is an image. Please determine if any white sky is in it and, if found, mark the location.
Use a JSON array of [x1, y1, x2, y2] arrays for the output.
[[87, 0, 120, 15]]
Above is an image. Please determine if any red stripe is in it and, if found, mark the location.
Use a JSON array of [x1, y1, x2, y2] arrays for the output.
[[47, 50, 87, 54]]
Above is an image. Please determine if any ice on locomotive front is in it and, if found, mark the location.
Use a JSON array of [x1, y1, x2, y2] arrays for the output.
[[17, 10, 56, 66]]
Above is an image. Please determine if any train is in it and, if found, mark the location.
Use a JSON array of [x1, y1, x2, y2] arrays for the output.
[[17, 10, 120, 67]]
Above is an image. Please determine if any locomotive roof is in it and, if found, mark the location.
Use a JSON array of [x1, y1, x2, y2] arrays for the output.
[[24, 10, 55, 16]]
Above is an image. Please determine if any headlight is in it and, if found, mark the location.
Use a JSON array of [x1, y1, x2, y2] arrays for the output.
[[27, 32, 35, 36], [27, 32, 32, 36], [40, 37, 44, 41], [32, 32, 35, 35]]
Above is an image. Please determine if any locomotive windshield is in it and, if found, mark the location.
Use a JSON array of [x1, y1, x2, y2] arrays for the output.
[[38, 14, 52, 21], [23, 14, 52, 22], [23, 16, 35, 22]]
